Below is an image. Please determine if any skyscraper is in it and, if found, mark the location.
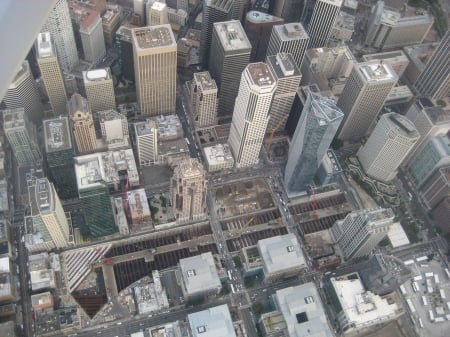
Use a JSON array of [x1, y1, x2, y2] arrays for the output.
[[266, 22, 309, 69], [41, 0, 79, 72], [68, 93, 97, 154], [337, 61, 398, 141], [357, 113, 419, 183], [272, 0, 305, 23], [191, 72, 218, 128], [171, 158, 206, 224], [283, 92, 343, 196], [228, 63, 276, 167], [3, 61, 44, 125], [134, 119, 158, 165], [132, 25, 177, 116], [78, 8, 106, 64], [209, 20, 252, 117], [3, 108, 42, 167], [148, 1, 169, 26], [36, 32, 68, 115], [28, 178, 72, 250], [307, 0, 342, 49], [98, 109, 130, 149], [415, 28, 450, 100], [330, 208, 394, 260], [43, 117, 77, 199], [266, 53, 302, 133], [115, 25, 135, 82], [83, 68, 116, 112]]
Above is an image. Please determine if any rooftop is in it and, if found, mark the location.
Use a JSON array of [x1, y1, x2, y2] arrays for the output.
[[204, 144, 234, 166], [246, 62, 275, 87], [83, 67, 111, 82], [68, 1, 100, 29], [246, 10, 282, 23], [387, 222, 410, 248], [179, 252, 221, 295], [134, 119, 157, 136], [358, 61, 397, 82], [43, 117, 73, 153], [385, 113, 419, 138], [214, 20, 251, 52], [362, 50, 408, 62], [274, 22, 308, 40], [424, 106, 450, 125], [275, 283, 333, 337], [258, 233, 306, 275], [309, 92, 344, 124], [155, 114, 182, 139], [267, 53, 301, 78], [188, 304, 236, 337], [34, 178, 54, 214], [36, 32, 56, 58], [174, 158, 205, 180], [132, 25, 176, 50], [193, 72, 217, 91], [3, 108, 25, 129]]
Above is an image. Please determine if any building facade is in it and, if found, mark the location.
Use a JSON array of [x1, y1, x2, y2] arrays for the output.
[[307, 0, 342, 48], [148, 1, 169, 26], [68, 93, 97, 154], [190, 72, 218, 128], [228, 63, 276, 168], [83, 68, 116, 112], [134, 120, 158, 165], [98, 109, 129, 149]]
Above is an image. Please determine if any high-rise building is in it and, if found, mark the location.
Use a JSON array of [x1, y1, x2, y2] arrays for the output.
[[43, 117, 77, 199], [68, 93, 97, 154], [273, 0, 305, 23], [148, 1, 169, 26], [244, 10, 284, 62], [171, 158, 206, 224], [133, 0, 147, 25], [115, 25, 135, 82], [266, 22, 309, 69], [3, 61, 44, 125], [98, 109, 129, 149], [415, 28, 450, 100], [134, 119, 158, 165], [357, 113, 419, 183], [199, 0, 234, 68], [284, 92, 343, 196], [307, 0, 342, 48], [36, 32, 68, 115], [228, 63, 276, 167], [361, 50, 409, 78], [266, 53, 302, 133], [132, 25, 177, 116], [190, 72, 218, 128], [330, 208, 394, 260], [27, 178, 72, 250], [3, 108, 42, 167], [419, 166, 450, 210], [209, 20, 252, 117], [83, 68, 116, 112], [41, 0, 79, 72], [408, 134, 450, 188], [337, 61, 398, 141]]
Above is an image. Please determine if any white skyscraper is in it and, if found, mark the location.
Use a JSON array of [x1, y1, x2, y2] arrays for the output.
[[148, 1, 169, 26], [337, 61, 398, 141], [134, 120, 158, 165], [331, 208, 394, 260], [41, 0, 79, 72], [79, 9, 106, 64], [307, 0, 342, 48], [228, 63, 276, 168], [191, 71, 218, 128], [36, 32, 68, 115], [83, 68, 116, 112], [357, 113, 419, 183]]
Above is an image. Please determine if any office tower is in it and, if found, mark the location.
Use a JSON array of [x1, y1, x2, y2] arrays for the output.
[[266, 23, 309, 69], [28, 178, 72, 250], [115, 25, 135, 82], [244, 10, 284, 62], [199, 0, 234, 67], [307, 0, 342, 48], [132, 25, 177, 116], [415, 29, 450, 100], [68, 93, 97, 154], [190, 72, 218, 128], [3, 108, 42, 167], [266, 53, 302, 133], [337, 61, 397, 141], [357, 113, 419, 183], [98, 109, 130, 149], [134, 0, 147, 25], [148, 2, 169, 26], [43, 117, 77, 199], [419, 166, 450, 210], [404, 105, 450, 166], [209, 20, 252, 117], [171, 158, 206, 224], [330, 208, 394, 260], [228, 63, 276, 167], [83, 68, 116, 112], [361, 50, 409, 78], [134, 119, 158, 165], [3, 61, 44, 125], [408, 134, 450, 188], [36, 32, 68, 115], [41, 0, 79, 72], [284, 92, 343, 196], [273, 0, 305, 23]]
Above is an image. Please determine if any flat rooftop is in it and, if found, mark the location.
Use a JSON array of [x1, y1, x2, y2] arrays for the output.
[[3, 108, 25, 129], [180, 252, 221, 295], [386, 113, 419, 138], [36, 32, 55, 58], [267, 53, 301, 78], [424, 107, 450, 125], [274, 22, 308, 40], [213, 20, 251, 52], [246, 10, 282, 24], [362, 50, 408, 61], [43, 117, 72, 153], [134, 119, 157, 136], [193, 72, 217, 91], [358, 61, 397, 82], [132, 25, 176, 49], [34, 178, 53, 214], [204, 144, 234, 166], [188, 304, 236, 337], [68, 1, 100, 29], [83, 67, 111, 82], [247, 62, 275, 87]]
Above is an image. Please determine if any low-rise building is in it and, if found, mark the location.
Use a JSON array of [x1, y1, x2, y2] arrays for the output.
[[188, 304, 236, 337], [203, 144, 234, 172], [29, 253, 56, 291], [132, 271, 169, 314], [31, 292, 54, 311], [0, 257, 13, 303]]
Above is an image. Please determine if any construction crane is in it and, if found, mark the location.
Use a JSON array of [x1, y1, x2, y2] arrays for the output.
[[310, 186, 319, 221], [231, 217, 254, 237], [266, 115, 288, 153]]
